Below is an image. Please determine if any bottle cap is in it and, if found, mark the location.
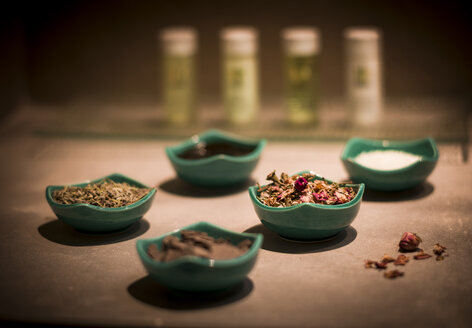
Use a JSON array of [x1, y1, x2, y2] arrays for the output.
[[344, 27, 381, 41], [160, 27, 197, 56], [282, 27, 321, 55], [221, 27, 258, 55]]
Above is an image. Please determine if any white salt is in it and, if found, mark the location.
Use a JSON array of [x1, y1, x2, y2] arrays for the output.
[[354, 150, 422, 171]]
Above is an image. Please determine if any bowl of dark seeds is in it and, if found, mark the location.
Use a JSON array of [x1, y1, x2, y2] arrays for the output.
[[136, 221, 263, 292], [45, 173, 156, 232]]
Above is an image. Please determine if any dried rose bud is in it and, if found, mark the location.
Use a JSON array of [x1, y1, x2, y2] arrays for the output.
[[384, 270, 404, 279], [294, 177, 308, 192], [413, 250, 432, 260], [381, 254, 396, 263], [394, 254, 409, 266], [399, 232, 422, 252]]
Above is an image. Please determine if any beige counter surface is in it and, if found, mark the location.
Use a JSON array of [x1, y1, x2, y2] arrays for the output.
[[0, 132, 471, 327]]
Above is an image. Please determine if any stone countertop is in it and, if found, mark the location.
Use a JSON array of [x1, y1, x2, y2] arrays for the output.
[[0, 135, 471, 327]]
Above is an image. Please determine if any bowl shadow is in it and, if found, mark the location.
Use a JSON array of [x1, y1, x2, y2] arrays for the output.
[[127, 275, 253, 310], [362, 181, 434, 202], [159, 177, 256, 197], [243, 224, 357, 254], [38, 217, 150, 246]]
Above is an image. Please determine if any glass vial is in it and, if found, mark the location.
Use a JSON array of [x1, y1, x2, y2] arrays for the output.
[[282, 27, 320, 125], [220, 27, 259, 125], [160, 27, 197, 126], [344, 27, 382, 126]]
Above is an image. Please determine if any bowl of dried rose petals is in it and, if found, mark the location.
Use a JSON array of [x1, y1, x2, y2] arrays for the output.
[[248, 170, 364, 240]]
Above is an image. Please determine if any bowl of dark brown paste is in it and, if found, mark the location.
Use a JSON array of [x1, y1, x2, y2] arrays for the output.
[[165, 130, 266, 187], [46, 173, 156, 232], [136, 221, 263, 292]]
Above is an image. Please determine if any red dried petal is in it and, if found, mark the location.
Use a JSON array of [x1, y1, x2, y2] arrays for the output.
[[394, 254, 410, 266], [374, 261, 388, 270], [433, 243, 447, 256], [381, 254, 396, 263], [413, 251, 432, 260], [364, 260, 375, 268], [384, 270, 404, 279]]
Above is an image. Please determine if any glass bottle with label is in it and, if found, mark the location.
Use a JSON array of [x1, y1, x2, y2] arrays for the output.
[[344, 27, 382, 126], [220, 27, 259, 125], [282, 27, 321, 125], [160, 27, 197, 126]]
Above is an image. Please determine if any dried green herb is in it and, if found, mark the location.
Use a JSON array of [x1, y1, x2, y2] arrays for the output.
[[52, 179, 153, 208], [257, 171, 357, 207], [384, 270, 404, 279]]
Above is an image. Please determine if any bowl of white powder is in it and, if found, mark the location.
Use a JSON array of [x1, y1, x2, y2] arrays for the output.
[[341, 137, 439, 191]]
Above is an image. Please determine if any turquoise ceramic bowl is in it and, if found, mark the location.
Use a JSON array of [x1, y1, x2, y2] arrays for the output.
[[45, 173, 156, 233], [136, 221, 263, 292], [341, 137, 439, 191], [165, 130, 266, 187], [248, 171, 364, 240]]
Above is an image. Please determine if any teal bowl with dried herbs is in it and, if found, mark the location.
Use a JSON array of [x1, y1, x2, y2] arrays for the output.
[[136, 221, 263, 292], [165, 130, 266, 187], [45, 173, 156, 233], [341, 137, 439, 191], [248, 171, 364, 241]]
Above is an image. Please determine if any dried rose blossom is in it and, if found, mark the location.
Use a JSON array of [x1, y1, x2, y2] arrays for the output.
[[256, 171, 357, 208], [399, 232, 422, 252], [384, 270, 404, 279], [394, 254, 409, 266], [413, 250, 432, 260], [294, 177, 308, 192], [381, 254, 396, 263]]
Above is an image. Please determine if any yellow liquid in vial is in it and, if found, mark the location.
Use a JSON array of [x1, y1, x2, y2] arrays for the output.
[[285, 55, 318, 125], [223, 55, 259, 125], [163, 55, 195, 126]]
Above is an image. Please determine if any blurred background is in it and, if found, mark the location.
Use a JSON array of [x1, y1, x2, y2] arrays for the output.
[[1, 0, 471, 140]]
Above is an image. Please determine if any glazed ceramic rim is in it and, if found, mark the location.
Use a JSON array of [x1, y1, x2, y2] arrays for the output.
[[165, 129, 267, 166], [136, 221, 263, 268], [45, 173, 156, 212], [341, 137, 439, 174], [248, 170, 365, 211]]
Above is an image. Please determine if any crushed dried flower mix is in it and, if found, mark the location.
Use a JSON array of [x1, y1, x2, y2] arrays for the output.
[[257, 171, 357, 207]]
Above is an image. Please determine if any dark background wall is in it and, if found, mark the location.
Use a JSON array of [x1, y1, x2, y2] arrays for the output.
[[1, 0, 471, 116]]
